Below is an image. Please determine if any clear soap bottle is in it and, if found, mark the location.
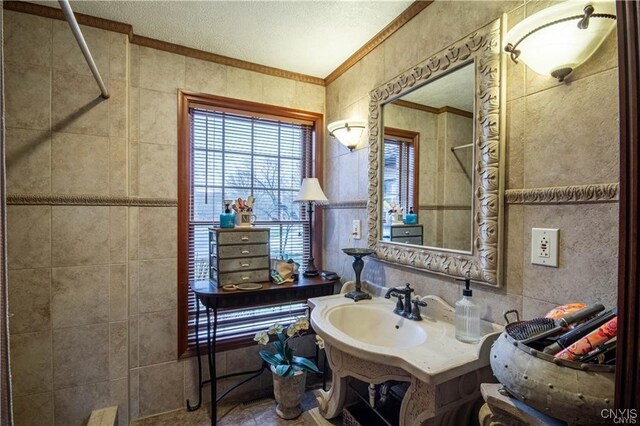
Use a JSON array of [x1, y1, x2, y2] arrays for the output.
[[455, 278, 480, 343]]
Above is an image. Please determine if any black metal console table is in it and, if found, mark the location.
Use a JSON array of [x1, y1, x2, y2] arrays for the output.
[[187, 276, 337, 425]]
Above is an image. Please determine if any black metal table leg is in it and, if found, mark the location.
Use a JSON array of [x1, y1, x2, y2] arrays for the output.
[[187, 300, 203, 411], [205, 306, 217, 425]]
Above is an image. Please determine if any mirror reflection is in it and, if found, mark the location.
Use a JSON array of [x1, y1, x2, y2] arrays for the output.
[[381, 62, 475, 252]]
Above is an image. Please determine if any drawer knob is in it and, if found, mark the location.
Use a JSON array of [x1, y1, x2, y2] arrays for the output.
[[242, 276, 249, 281], [404, 231, 410, 235], [241, 263, 250, 268], [241, 250, 250, 254], [241, 236, 249, 241]]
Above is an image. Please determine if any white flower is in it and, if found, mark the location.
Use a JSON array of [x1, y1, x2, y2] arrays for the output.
[[315, 335, 325, 350], [285, 317, 309, 337], [267, 324, 283, 335], [286, 325, 297, 337], [295, 317, 310, 331], [253, 331, 269, 345]]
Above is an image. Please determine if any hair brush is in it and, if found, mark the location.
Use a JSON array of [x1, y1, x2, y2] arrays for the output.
[[505, 304, 604, 345]]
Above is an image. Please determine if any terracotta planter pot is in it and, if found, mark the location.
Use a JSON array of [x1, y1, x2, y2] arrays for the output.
[[271, 366, 307, 419]]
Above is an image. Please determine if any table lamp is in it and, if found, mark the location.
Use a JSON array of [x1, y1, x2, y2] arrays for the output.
[[295, 178, 328, 277]]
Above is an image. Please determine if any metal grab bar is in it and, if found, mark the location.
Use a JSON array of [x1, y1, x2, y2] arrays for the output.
[[58, 0, 110, 99]]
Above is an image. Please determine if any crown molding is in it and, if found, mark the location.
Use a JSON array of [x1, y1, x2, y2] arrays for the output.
[[4, 1, 323, 86], [6, 194, 177, 207], [131, 35, 324, 86], [4, 1, 133, 36], [393, 99, 473, 118], [324, 1, 433, 85], [6, 1, 432, 87], [505, 183, 619, 204]]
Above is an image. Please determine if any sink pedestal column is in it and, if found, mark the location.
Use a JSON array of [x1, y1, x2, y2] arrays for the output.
[[315, 343, 495, 425]]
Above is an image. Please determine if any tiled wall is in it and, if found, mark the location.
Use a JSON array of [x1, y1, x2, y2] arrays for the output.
[[5, 10, 129, 425], [127, 42, 322, 420], [4, 1, 621, 423], [323, 1, 620, 322], [4, 8, 324, 425]]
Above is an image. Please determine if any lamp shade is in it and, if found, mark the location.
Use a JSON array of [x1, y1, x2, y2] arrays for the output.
[[295, 178, 328, 205], [328, 119, 366, 151], [505, 0, 616, 81]]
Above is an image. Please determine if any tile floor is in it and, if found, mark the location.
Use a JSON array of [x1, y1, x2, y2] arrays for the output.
[[130, 389, 341, 426]]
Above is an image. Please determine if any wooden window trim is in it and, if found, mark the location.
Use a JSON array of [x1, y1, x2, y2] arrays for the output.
[[384, 127, 420, 212], [177, 90, 325, 358]]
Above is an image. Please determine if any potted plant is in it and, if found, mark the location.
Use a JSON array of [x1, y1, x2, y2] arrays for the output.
[[254, 317, 320, 419]]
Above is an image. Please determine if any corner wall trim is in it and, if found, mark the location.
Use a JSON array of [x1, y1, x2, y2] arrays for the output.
[[505, 183, 619, 204], [6, 194, 177, 207], [324, 1, 433, 85]]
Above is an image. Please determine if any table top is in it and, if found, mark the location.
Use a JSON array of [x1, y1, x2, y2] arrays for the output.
[[190, 276, 338, 309]]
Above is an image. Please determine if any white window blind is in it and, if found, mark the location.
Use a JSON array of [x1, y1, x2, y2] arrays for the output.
[[383, 138, 416, 212], [187, 107, 314, 348]]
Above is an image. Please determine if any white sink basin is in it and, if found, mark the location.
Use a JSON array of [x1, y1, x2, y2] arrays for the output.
[[326, 304, 427, 348], [309, 294, 503, 385]]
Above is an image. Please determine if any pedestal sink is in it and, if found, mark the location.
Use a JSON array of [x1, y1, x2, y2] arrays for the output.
[[309, 294, 503, 425], [326, 303, 427, 349]]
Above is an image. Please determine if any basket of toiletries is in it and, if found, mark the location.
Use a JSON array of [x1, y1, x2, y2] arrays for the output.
[[490, 303, 615, 424]]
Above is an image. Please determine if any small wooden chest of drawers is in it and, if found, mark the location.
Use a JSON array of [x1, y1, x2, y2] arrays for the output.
[[390, 224, 423, 245], [209, 228, 271, 287]]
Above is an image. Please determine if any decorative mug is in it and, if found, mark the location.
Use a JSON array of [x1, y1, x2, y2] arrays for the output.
[[388, 212, 402, 225], [235, 212, 256, 227]]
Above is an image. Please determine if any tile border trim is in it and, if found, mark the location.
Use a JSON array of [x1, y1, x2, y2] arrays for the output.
[[505, 183, 619, 205], [6, 194, 177, 207], [320, 184, 619, 211], [325, 200, 367, 209]]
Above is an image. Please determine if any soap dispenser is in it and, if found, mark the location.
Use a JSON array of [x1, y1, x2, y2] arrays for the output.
[[219, 200, 235, 228], [404, 207, 417, 224], [455, 278, 480, 343]]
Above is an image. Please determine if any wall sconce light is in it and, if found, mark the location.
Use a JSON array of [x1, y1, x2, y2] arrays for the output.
[[327, 119, 366, 151], [504, 0, 616, 82]]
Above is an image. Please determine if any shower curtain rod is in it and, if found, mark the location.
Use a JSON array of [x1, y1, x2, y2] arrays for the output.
[[58, 0, 110, 99], [450, 143, 473, 152]]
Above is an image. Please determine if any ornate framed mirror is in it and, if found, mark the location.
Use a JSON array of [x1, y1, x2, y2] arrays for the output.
[[367, 17, 505, 287]]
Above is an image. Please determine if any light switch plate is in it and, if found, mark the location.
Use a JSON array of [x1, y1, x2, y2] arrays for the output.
[[531, 228, 559, 267]]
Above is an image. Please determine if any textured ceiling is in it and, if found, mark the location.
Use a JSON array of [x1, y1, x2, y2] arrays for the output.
[[400, 63, 475, 112], [41, 0, 414, 78]]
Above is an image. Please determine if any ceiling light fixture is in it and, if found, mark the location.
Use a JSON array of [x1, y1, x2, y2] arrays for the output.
[[504, 0, 616, 82], [328, 120, 366, 151]]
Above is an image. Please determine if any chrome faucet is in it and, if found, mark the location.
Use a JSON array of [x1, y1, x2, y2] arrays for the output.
[[385, 283, 425, 320]]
